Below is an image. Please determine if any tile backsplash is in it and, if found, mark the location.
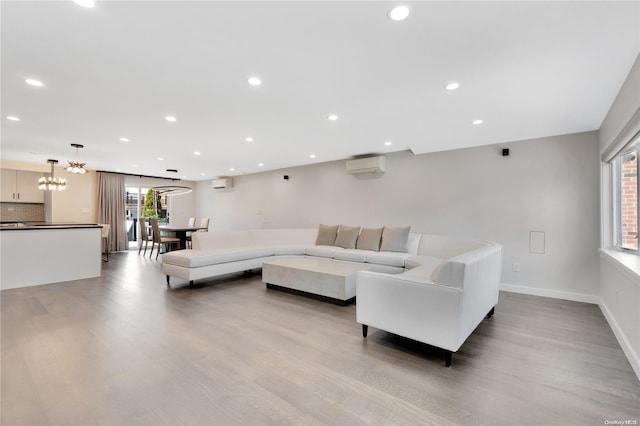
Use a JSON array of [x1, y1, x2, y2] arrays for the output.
[[0, 203, 45, 222]]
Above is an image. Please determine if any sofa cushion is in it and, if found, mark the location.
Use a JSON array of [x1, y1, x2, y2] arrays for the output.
[[315, 224, 338, 246], [163, 246, 275, 268], [306, 245, 343, 258], [401, 261, 444, 282], [334, 225, 361, 249], [365, 251, 412, 267], [272, 245, 308, 256], [404, 255, 443, 270], [380, 226, 411, 253], [333, 249, 369, 263], [356, 227, 383, 252]]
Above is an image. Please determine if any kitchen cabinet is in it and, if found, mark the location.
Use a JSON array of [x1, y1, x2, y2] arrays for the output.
[[1, 169, 45, 203]]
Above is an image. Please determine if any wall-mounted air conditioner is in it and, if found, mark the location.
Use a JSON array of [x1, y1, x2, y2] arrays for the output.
[[346, 156, 386, 174], [212, 178, 233, 189]]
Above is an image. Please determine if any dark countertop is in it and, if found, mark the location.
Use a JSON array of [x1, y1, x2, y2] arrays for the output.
[[0, 222, 101, 230]]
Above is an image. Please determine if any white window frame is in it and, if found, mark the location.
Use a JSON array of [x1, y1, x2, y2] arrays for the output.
[[612, 138, 640, 253]]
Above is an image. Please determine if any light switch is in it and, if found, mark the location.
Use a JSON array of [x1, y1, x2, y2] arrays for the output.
[[529, 231, 545, 254]]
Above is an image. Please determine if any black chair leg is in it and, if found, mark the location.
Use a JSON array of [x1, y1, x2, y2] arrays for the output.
[[444, 350, 452, 367], [362, 324, 368, 338]]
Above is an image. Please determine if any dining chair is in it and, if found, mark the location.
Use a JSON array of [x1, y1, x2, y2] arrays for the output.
[[99, 223, 110, 262], [138, 218, 151, 255], [199, 217, 209, 231], [149, 218, 180, 260], [184, 217, 197, 249]]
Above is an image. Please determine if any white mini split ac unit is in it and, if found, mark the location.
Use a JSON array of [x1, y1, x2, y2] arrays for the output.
[[346, 156, 386, 174], [212, 178, 233, 189]]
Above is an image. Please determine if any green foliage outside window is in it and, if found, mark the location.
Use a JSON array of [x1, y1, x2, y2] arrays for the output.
[[142, 188, 162, 218]]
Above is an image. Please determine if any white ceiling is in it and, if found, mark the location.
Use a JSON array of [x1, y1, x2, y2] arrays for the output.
[[2, 1, 639, 181]]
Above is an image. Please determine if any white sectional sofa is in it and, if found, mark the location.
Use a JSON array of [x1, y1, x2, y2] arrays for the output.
[[356, 235, 503, 366], [161, 227, 419, 286], [161, 226, 503, 366]]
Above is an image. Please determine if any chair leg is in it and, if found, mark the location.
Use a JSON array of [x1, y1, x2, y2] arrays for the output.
[[444, 350, 452, 367], [362, 324, 368, 338], [149, 242, 154, 258], [156, 244, 161, 260]]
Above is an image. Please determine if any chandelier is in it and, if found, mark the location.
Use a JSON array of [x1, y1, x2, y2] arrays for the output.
[[66, 143, 87, 174], [39, 159, 67, 191]]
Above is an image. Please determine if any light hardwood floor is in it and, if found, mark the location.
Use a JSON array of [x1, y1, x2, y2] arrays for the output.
[[2, 251, 639, 425]]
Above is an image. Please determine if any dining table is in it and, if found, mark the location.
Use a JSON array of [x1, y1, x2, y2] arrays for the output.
[[159, 225, 207, 249]]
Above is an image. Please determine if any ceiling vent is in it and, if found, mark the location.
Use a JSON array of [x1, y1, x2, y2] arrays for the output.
[[212, 178, 233, 189], [346, 156, 386, 174]]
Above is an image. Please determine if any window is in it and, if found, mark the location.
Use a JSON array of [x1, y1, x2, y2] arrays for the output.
[[613, 138, 640, 251]]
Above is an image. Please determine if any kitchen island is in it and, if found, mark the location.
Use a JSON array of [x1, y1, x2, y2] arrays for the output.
[[0, 223, 102, 290]]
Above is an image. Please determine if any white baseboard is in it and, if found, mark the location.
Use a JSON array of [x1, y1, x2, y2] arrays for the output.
[[500, 282, 600, 304], [599, 298, 640, 380], [500, 282, 639, 380]]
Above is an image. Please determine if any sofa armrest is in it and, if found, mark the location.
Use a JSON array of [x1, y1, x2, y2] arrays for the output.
[[356, 271, 464, 352]]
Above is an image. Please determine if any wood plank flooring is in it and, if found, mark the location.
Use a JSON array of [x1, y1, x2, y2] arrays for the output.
[[2, 251, 639, 425]]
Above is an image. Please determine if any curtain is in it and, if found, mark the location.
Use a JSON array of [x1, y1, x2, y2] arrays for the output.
[[98, 172, 128, 252]]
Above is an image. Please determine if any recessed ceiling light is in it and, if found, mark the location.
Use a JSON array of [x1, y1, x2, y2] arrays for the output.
[[201, 173, 206, 176], [445, 82, 460, 91], [181, 176, 187, 179], [194, 151, 201, 156], [388, 6, 410, 21], [165, 116, 177, 122], [245, 137, 254, 142], [310, 154, 316, 159], [119, 137, 130, 142], [248, 77, 262, 86], [328, 114, 339, 121], [25, 78, 44, 87], [472, 119, 484, 125], [157, 157, 164, 161], [131, 164, 137, 168], [73, 0, 95, 8], [258, 163, 264, 167], [229, 168, 235, 172], [116, 169, 121, 172], [6, 116, 20, 121], [384, 141, 393, 146]]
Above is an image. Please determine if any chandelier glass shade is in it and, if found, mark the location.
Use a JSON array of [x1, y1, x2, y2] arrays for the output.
[[66, 143, 87, 174], [39, 159, 67, 191], [66, 161, 87, 174]]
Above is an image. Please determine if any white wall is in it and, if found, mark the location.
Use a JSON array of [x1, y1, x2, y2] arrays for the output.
[[197, 131, 600, 300], [599, 54, 640, 156], [598, 53, 640, 378], [51, 170, 98, 223]]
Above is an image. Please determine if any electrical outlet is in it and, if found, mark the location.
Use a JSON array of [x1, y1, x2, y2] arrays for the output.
[[512, 262, 520, 272]]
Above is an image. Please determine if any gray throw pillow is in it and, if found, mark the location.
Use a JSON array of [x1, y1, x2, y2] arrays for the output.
[[380, 226, 411, 252], [316, 224, 338, 246], [334, 225, 361, 249], [356, 227, 383, 251]]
